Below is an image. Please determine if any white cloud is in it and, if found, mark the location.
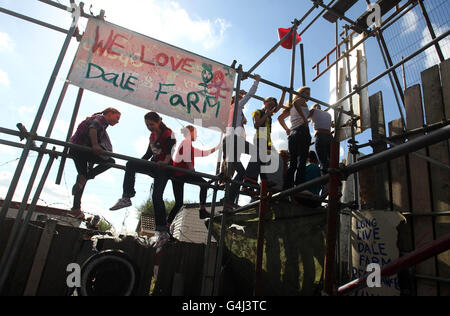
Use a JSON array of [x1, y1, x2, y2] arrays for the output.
[[401, 10, 419, 35], [340, 145, 345, 158], [0, 144, 17, 155], [133, 135, 149, 156], [271, 122, 288, 152], [0, 69, 10, 88], [17, 105, 36, 115], [82, 0, 230, 51], [421, 24, 450, 68], [0, 31, 14, 53]]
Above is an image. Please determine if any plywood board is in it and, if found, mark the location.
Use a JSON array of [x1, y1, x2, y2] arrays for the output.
[[369, 92, 389, 209], [439, 59, 450, 150], [388, 119, 410, 214], [421, 64, 450, 296], [404, 84, 437, 296]]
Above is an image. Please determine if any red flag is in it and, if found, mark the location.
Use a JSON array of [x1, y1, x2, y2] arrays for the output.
[[278, 27, 301, 49]]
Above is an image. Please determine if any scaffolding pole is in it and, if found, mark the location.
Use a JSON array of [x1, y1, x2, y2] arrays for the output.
[[338, 233, 450, 295], [212, 66, 243, 296], [228, 124, 450, 216], [247, 1, 319, 75], [330, 29, 450, 109], [418, 0, 445, 62], [0, 4, 78, 227]]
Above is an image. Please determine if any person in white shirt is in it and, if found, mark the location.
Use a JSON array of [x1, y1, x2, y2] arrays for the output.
[[307, 104, 332, 175], [223, 75, 260, 206], [278, 86, 311, 190]]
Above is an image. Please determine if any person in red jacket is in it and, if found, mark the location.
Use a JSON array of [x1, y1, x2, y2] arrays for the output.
[[168, 125, 219, 225], [110, 112, 176, 248]]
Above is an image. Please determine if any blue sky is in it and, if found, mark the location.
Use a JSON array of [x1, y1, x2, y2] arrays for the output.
[[0, 0, 445, 233]]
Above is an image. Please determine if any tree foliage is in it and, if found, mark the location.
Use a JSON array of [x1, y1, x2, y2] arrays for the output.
[[136, 199, 176, 218]]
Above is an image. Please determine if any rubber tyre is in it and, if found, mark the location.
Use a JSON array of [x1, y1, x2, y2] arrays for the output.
[[77, 250, 139, 296]]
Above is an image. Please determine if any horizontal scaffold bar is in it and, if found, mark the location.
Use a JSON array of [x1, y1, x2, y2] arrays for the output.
[[229, 124, 450, 215]]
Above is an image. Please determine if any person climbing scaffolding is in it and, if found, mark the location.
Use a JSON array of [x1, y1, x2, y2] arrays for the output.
[[69, 107, 121, 220], [242, 90, 286, 195]]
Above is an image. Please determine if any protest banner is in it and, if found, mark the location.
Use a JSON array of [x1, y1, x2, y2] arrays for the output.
[[68, 18, 236, 131], [351, 210, 406, 296]]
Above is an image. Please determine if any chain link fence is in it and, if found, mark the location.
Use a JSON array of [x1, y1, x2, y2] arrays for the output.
[[382, 0, 449, 88]]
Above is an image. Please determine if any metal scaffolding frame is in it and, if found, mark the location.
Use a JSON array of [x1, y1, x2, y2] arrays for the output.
[[0, 0, 449, 296]]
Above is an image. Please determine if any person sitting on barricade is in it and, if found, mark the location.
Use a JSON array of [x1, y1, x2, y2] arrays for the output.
[[168, 125, 220, 225], [69, 107, 121, 220], [110, 111, 176, 249]]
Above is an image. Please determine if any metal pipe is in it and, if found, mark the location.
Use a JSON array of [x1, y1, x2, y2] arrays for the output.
[[229, 124, 450, 215], [355, 119, 450, 150], [298, 0, 337, 37], [289, 24, 299, 106], [331, 30, 450, 109], [38, 0, 96, 20], [402, 57, 407, 91], [314, 0, 366, 33], [0, 7, 69, 34], [245, 73, 355, 117], [379, 0, 417, 32], [338, 232, 450, 295], [0, 79, 70, 290], [377, 31, 405, 103], [213, 66, 243, 296], [375, 33, 406, 128], [55, 88, 84, 185], [0, 127, 258, 191], [343, 26, 360, 210], [27, 130, 220, 181], [201, 130, 224, 296], [418, 0, 445, 62], [402, 212, 450, 217], [300, 43, 306, 87], [312, 0, 417, 83], [385, 139, 450, 171], [0, 12, 77, 226], [323, 141, 340, 295], [0, 150, 57, 294], [247, 3, 318, 74], [254, 179, 268, 296]]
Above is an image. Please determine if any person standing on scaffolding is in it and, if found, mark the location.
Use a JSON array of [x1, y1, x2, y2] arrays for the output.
[[307, 104, 332, 196], [167, 125, 219, 226], [110, 112, 176, 248], [242, 90, 286, 193], [69, 107, 121, 220], [223, 75, 261, 207], [278, 86, 311, 192]]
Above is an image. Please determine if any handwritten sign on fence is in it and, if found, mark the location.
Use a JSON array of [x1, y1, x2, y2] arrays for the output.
[[351, 210, 406, 296], [68, 18, 236, 131]]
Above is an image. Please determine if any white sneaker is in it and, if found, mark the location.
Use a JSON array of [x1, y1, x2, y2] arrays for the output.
[[153, 231, 170, 251]]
